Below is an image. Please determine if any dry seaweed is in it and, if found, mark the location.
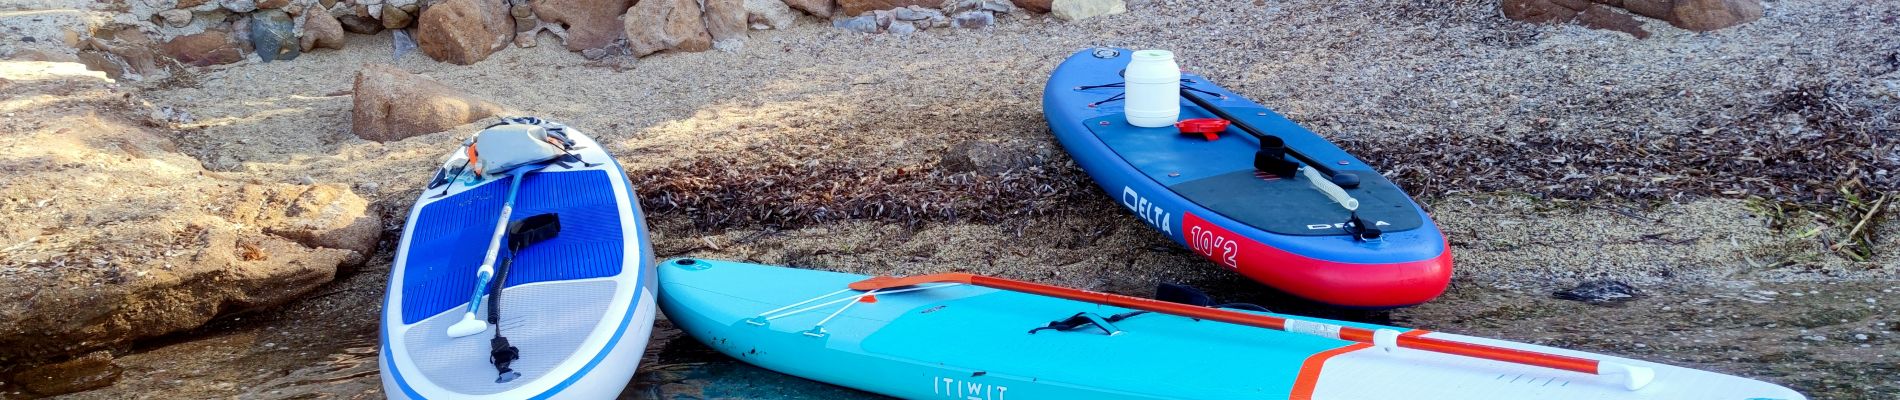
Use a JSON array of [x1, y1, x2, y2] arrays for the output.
[[634, 157, 1096, 229]]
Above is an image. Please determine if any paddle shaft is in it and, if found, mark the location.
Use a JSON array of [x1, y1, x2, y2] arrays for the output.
[[1180, 89, 1341, 178], [465, 167, 534, 315], [851, 273, 1602, 376]]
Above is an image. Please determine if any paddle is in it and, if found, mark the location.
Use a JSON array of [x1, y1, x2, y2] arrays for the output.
[[1180, 88, 1379, 239], [1178, 89, 1360, 189], [848, 273, 1656, 391], [485, 212, 561, 383], [447, 164, 551, 338]]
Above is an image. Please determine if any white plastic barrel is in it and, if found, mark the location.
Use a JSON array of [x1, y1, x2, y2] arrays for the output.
[[1123, 50, 1182, 128]]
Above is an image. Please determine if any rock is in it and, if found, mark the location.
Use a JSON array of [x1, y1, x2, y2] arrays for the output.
[[781, 0, 834, 17], [704, 0, 749, 43], [1576, 4, 1650, 38], [250, 9, 301, 62], [528, 0, 632, 51], [11, 352, 120, 396], [1501, 0, 1583, 23], [250, 184, 381, 266], [157, 9, 194, 27], [416, 0, 515, 65], [624, 0, 714, 56], [950, 10, 991, 28], [178, 0, 211, 8], [222, 0, 258, 12], [940, 141, 1042, 173], [350, 64, 509, 142], [1669, 0, 1761, 31], [1049, 0, 1122, 21], [1011, 0, 1049, 13], [0, 67, 354, 369], [872, 9, 894, 26], [82, 29, 169, 81], [893, 5, 941, 20], [301, 8, 347, 50], [1552, 280, 1642, 304], [887, 19, 916, 35], [337, 14, 384, 34], [382, 4, 414, 28], [160, 30, 246, 67], [745, 0, 797, 29], [836, 0, 934, 17], [257, 0, 290, 9], [1620, 0, 1674, 20], [944, 0, 1012, 14], [832, 14, 879, 33]]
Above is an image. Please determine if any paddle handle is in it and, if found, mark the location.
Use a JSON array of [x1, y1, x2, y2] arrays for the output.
[[849, 273, 1651, 390]]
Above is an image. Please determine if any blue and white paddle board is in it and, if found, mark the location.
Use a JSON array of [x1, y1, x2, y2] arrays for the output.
[[379, 121, 656, 399]]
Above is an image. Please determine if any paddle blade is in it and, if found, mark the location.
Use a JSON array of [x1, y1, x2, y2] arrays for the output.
[[446, 312, 488, 338], [507, 213, 560, 249]]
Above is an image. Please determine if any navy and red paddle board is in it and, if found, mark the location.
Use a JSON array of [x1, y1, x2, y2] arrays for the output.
[[1043, 48, 1452, 308]]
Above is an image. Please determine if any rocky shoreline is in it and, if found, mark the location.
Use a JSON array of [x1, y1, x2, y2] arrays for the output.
[[3, 0, 1896, 397]]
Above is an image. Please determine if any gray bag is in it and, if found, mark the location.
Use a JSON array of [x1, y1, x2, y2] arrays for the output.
[[472, 124, 568, 176]]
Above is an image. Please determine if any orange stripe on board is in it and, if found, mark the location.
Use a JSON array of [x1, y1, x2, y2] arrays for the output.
[[1288, 330, 1433, 400]]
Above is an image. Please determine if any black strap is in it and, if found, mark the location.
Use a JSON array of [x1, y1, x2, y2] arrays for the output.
[[1027, 312, 1116, 335], [487, 247, 522, 383]]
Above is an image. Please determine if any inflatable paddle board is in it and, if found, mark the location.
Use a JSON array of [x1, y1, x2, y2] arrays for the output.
[[1043, 48, 1452, 308], [380, 118, 656, 399], [658, 258, 1805, 400]]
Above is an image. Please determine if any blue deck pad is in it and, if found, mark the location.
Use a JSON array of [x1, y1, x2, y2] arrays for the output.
[[1084, 113, 1424, 236], [400, 169, 626, 324]]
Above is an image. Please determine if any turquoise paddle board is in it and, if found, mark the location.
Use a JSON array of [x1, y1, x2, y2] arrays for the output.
[[657, 258, 1804, 399]]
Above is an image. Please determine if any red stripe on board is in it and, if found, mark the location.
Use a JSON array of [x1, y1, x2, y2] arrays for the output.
[[1288, 330, 1433, 400]]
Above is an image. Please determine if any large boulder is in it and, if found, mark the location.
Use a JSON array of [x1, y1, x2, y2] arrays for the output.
[[0, 63, 361, 369], [836, 0, 935, 16], [704, 0, 749, 45], [1502, 0, 1583, 23], [745, 0, 798, 29], [1050, 0, 1123, 21], [1506, 0, 1761, 33], [78, 29, 169, 81], [350, 64, 509, 142], [781, 0, 835, 17], [1620, 0, 1675, 20], [1011, 0, 1050, 13], [528, 0, 633, 51], [160, 30, 246, 67], [250, 9, 301, 62], [416, 0, 516, 64], [1576, 4, 1650, 38], [624, 0, 713, 56], [1669, 0, 1761, 31], [301, 8, 348, 51]]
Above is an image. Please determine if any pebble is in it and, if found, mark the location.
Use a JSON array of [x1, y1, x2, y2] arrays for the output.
[[1803, 335, 1826, 341], [833, 15, 879, 33], [1854, 334, 1869, 341], [951, 11, 993, 29], [888, 20, 917, 36]]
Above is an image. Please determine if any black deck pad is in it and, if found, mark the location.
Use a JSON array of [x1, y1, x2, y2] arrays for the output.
[[1167, 170, 1423, 236]]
